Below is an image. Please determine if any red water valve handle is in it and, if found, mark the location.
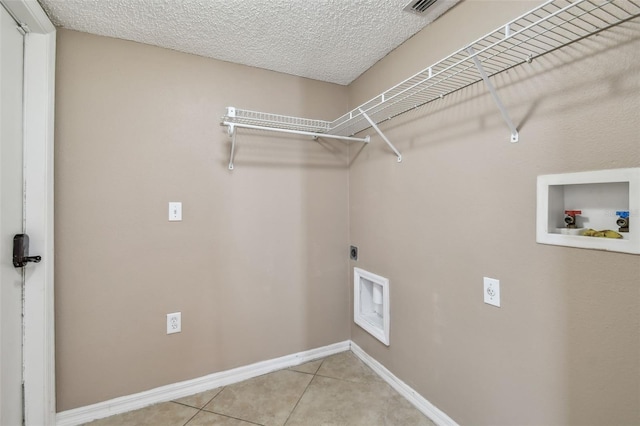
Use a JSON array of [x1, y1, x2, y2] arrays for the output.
[[564, 210, 582, 216]]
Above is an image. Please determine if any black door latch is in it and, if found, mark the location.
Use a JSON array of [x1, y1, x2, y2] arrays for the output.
[[13, 234, 42, 268]]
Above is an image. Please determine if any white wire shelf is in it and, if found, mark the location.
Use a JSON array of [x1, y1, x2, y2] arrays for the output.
[[223, 107, 332, 134], [221, 0, 640, 168], [329, 0, 640, 138]]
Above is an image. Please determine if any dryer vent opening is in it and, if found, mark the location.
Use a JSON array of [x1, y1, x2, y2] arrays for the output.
[[354, 268, 390, 346]]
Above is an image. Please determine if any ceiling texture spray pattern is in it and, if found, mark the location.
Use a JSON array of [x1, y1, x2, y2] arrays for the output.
[[38, 0, 459, 85]]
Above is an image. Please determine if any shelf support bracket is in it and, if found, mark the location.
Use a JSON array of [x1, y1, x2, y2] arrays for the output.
[[227, 124, 236, 170], [358, 108, 402, 163], [467, 47, 519, 143]]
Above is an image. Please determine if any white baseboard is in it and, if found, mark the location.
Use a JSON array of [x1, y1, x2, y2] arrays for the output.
[[55, 340, 350, 426], [349, 341, 459, 426], [56, 340, 457, 426]]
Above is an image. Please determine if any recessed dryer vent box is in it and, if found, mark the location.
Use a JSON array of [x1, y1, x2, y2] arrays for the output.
[[354, 268, 390, 346], [537, 168, 639, 254]]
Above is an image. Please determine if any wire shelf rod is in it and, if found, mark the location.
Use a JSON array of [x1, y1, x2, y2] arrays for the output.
[[221, 121, 370, 144]]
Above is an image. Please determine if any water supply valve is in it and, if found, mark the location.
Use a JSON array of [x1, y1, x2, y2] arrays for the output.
[[616, 211, 629, 233], [564, 210, 582, 228]]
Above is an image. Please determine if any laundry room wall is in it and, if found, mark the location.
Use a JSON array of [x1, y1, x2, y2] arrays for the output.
[[347, 1, 640, 425], [54, 29, 351, 411]]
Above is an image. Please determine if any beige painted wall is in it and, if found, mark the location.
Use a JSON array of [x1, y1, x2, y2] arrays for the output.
[[348, 1, 640, 425], [54, 29, 350, 411], [56, 2, 640, 423]]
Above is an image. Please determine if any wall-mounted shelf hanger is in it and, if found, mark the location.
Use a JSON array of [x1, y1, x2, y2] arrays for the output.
[[221, 0, 640, 169]]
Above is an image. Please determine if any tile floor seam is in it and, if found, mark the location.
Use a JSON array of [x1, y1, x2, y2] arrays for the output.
[[204, 369, 313, 426], [172, 401, 204, 410], [178, 386, 229, 426], [281, 373, 316, 426], [313, 372, 379, 384], [200, 409, 266, 426], [282, 357, 326, 426], [179, 403, 202, 426], [186, 405, 266, 426], [174, 386, 225, 409], [194, 385, 264, 425]]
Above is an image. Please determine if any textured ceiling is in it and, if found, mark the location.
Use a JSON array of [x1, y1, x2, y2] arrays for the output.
[[38, 0, 460, 85]]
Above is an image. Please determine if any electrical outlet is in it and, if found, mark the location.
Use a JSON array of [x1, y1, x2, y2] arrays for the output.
[[483, 277, 500, 307], [166, 312, 181, 334]]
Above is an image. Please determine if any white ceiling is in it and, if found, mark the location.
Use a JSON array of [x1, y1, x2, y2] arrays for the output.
[[38, 0, 460, 85]]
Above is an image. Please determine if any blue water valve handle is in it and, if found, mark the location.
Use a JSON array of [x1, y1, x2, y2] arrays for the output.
[[615, 211, 629, 218]]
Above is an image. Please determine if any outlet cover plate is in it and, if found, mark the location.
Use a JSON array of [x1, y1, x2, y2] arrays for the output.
[[167, 312, 181, 334], [483, 277, 500, 307]]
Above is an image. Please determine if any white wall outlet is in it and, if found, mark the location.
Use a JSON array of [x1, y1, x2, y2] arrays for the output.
[[483, 277, 501, 307], [168, 202, 182, 221], [166, 312, 181, 334]]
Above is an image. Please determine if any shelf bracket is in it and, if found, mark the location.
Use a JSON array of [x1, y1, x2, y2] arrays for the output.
[[227, 124, 236, 170], [467, 47, 519, 143], [358, 108, 402, 162]]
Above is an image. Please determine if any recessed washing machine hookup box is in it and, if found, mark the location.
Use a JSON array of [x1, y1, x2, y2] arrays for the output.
[[537, 168, 639, 254]]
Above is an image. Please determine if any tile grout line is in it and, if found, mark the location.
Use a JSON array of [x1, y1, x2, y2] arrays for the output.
[[179, 387, 238, 426], [179, 386, 265, 426], [313, 372, 381, 384], [201, 410, 265, 426], [180, 404, 202, 426], [178, 393, 215, 426], [282, 358, 326, 426], [199, 406, 265, 426]]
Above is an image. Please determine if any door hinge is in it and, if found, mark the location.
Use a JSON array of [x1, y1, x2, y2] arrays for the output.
[[21, 382, 25, 426], [16, 23, 29, 35]]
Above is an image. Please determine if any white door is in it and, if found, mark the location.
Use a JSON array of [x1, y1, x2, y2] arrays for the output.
[[0, 5, 25, 425]]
